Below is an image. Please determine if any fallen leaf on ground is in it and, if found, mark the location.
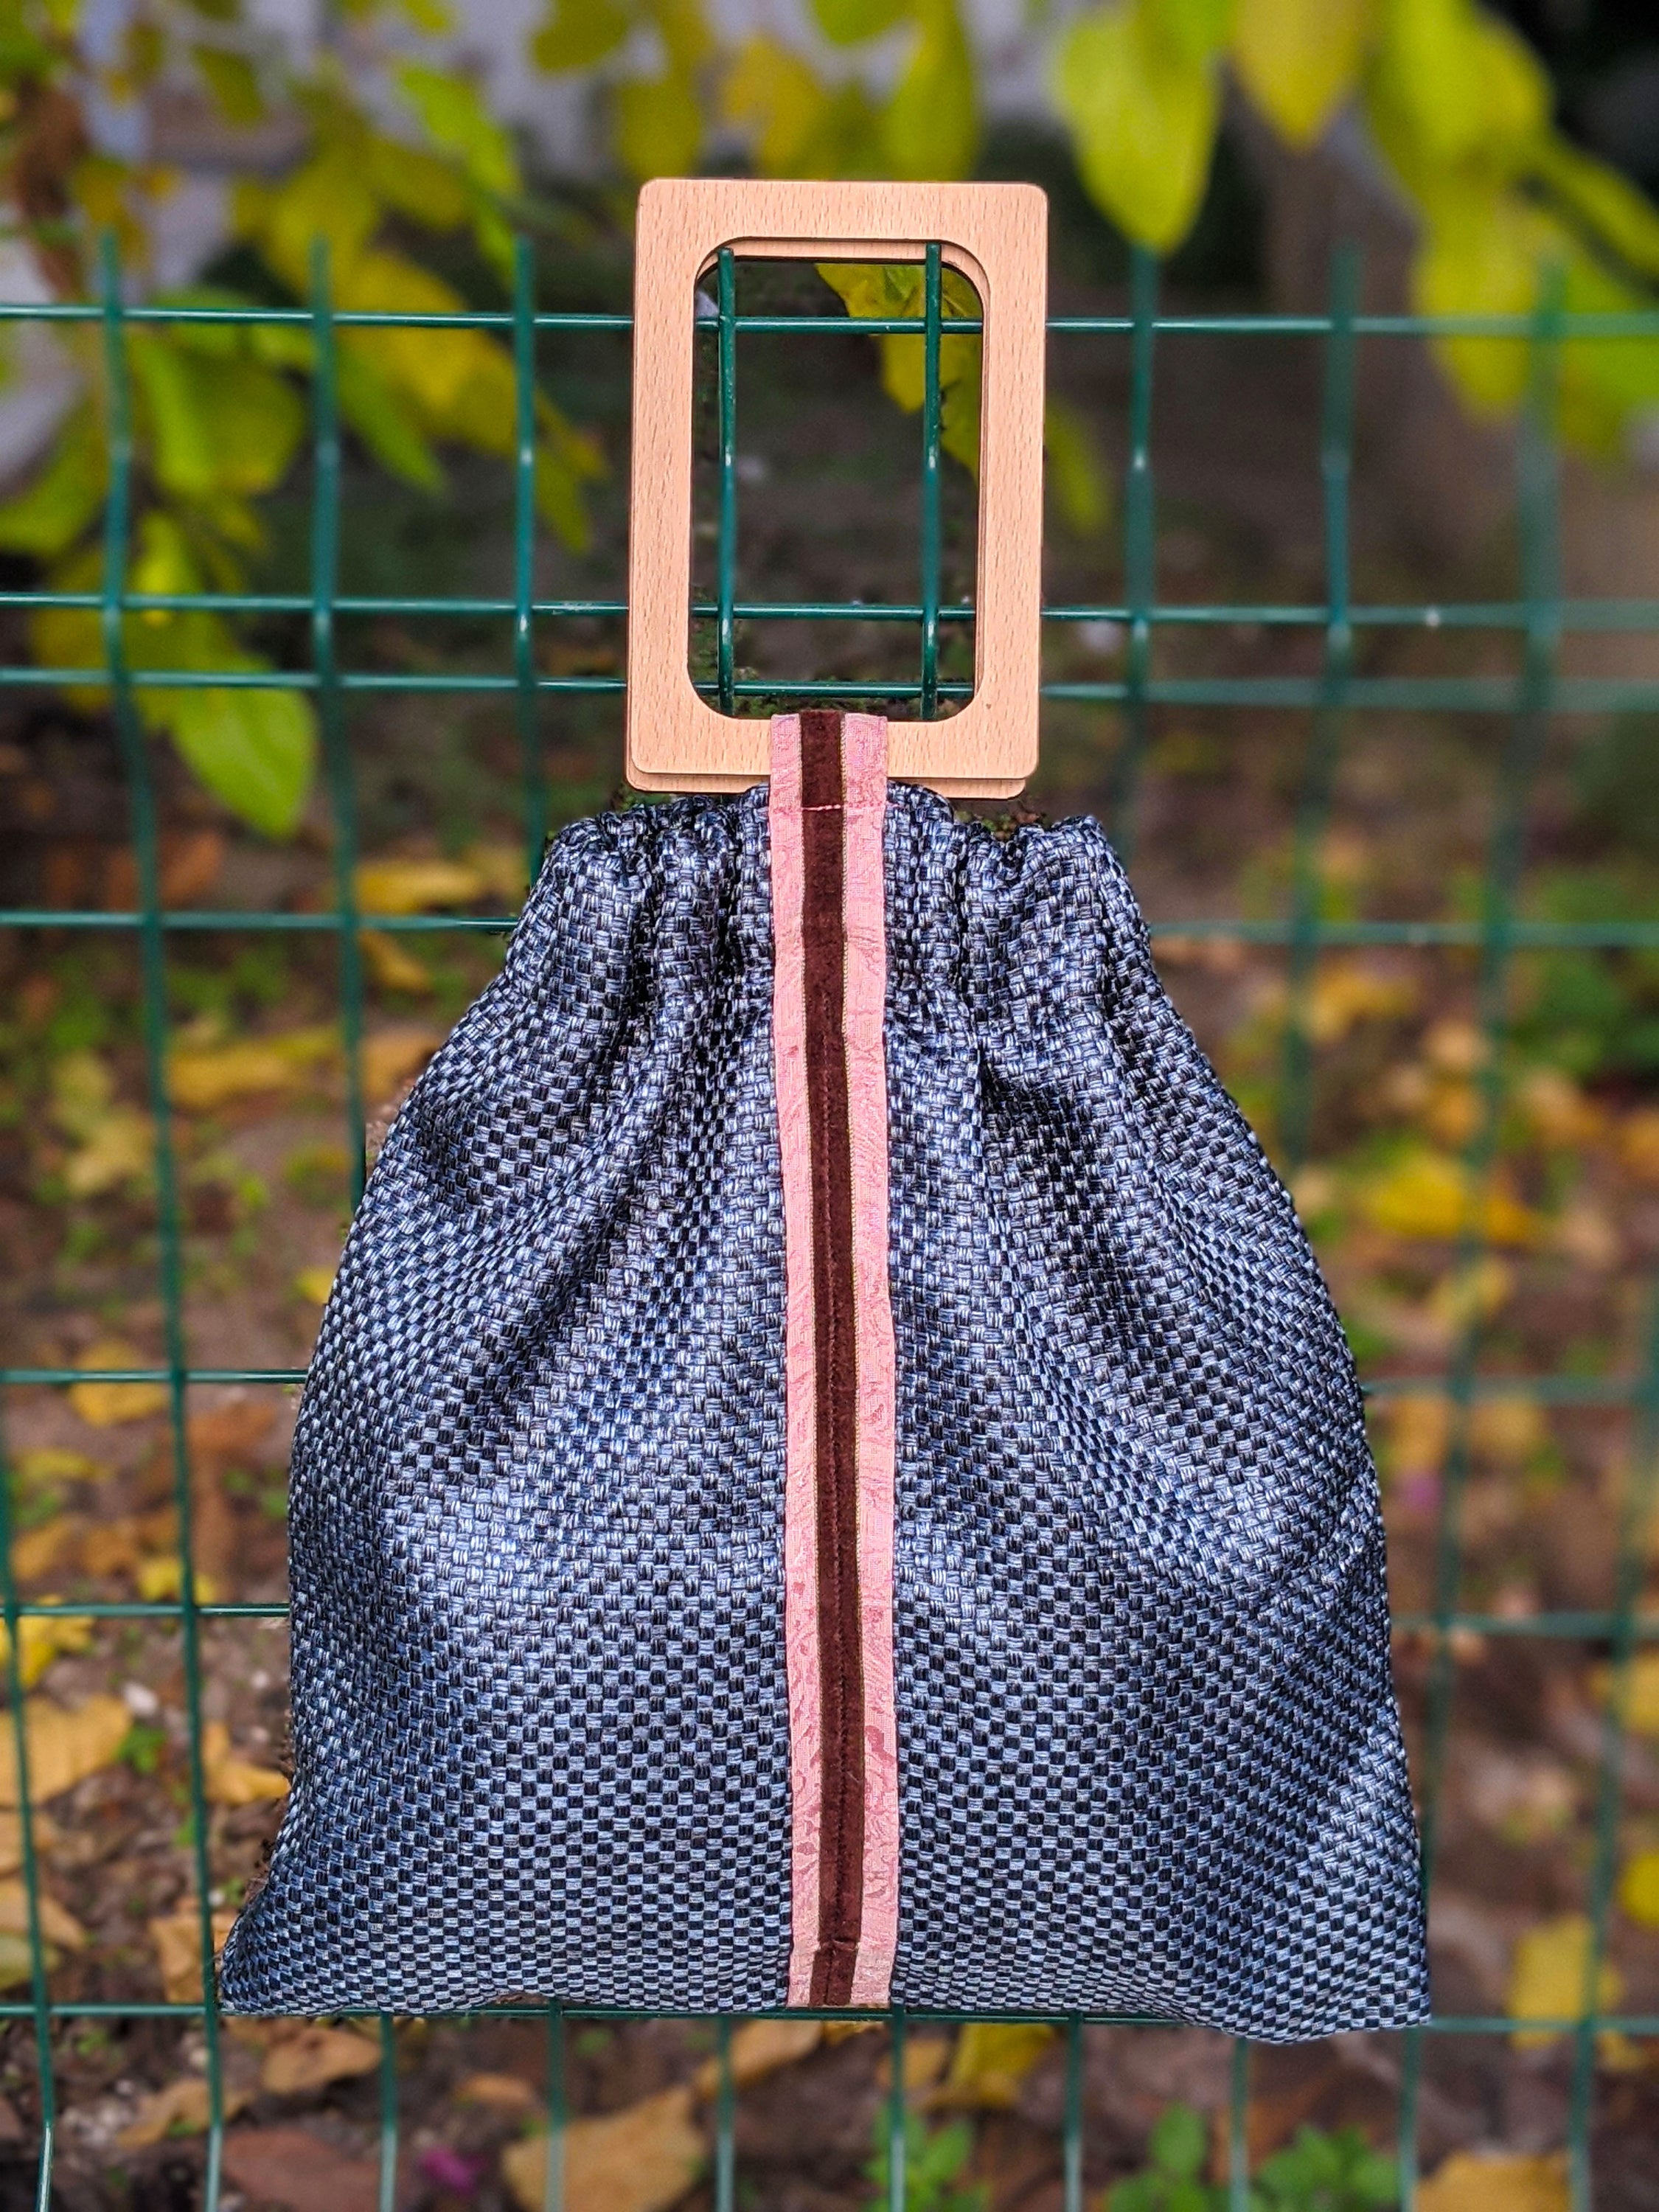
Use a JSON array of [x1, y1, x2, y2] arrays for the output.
[[68, 1340, 168, 1427], [223, 2124, 380, 2212], [133, 1555, 221, 1604], [361, 1024, 443, 1105], [148, 1906, 240, 2003], [9, 1517, 89, 1585], [189, 1397, 277, 1469], [168, 1026, 337, 1113], [294, 1264, 336, 1305], [201, 1721, 288, 1808], [876, 2034, 951, 2093], [63, 1103, 155, 1198], [355, 856, 487, 914], [1507, 1913, 1621, 2048], [0, 1933, 49, 1989], [360, 929, 433, 993], [934, 2021, 1055, 2108], [117, 2075, 252, 2149], [1620, 1108, 1659, 1186], [1360, 1153, 1537, 1247], [260, 2023, 380, 2096], [692, 2018, 820, 2098], [1417, 2149, 1568, 2212], [1619, 1848, 1659, 1927], [0, 1607, 94, 1688], [502, 2083, 703, 2212], [0, 1694, 131, 1805], [453, 2070, 538, 2110], [0, 1813, 58, 1879], [0, 1877, 85, 1950]]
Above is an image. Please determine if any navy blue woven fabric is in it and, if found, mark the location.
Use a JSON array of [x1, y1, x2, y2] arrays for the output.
[[219, 782, 1428, 2035]]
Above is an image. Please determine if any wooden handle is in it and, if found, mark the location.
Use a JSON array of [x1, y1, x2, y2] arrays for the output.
[[625, 177, 1048, 797]]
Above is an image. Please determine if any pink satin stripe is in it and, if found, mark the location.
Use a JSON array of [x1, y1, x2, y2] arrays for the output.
[[769, 714, 824, 2008], [838, 714, 900, 2007]]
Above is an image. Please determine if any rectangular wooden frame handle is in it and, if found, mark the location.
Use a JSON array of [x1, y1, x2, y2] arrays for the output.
[[626, 178, 1048, 796]]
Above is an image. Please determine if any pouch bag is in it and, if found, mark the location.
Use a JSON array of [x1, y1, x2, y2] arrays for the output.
[[219, 710, 1429, 2037]]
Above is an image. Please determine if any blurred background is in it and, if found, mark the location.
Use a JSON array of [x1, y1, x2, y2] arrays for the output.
[[1, 2, 1659, 2208]]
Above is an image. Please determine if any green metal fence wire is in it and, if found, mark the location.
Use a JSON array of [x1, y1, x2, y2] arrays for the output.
[[0, 230, 1657, 2212]]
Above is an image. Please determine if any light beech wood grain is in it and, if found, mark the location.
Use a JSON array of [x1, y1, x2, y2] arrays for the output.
[[625, 178, 1048, 796]]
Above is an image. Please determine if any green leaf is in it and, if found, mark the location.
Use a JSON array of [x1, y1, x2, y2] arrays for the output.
[[396, 61, 521, 198], [535, 405, 605, 550], [1411, 185, 1540, 414], [1044, 395, 1111, 535], [335, 344, 444, 489], [161, 683, 317, 839], [1148, 2104, 1208, 2180], [1158, 0, 1234, 68], [1532, 131, 1659, 283], [192, 43, 265, 123], [1231, 0, 1374, 149], [1053, 3, 1221, 254], [366, 136, 472, 234], [810, 0, 908, 41], [880, 0, 978, 181], [0, 406, 106, 557], [613, 67, 704, 178], [532, 0, 632, 70], [1366, 0, 1549, 192]]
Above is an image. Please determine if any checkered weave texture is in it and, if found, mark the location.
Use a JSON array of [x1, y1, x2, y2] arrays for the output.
[[219, 781, 1429, 2036]]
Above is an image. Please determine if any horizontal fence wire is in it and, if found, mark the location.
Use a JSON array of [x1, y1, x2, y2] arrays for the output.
[[0, 232, 1657, 2212]]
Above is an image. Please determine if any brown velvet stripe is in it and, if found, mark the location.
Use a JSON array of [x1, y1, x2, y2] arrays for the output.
[[798, 706, 866, 2008]]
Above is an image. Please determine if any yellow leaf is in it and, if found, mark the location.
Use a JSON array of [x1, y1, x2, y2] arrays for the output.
[[1044, 397, 1111, 536], [362, 1024, 444, 1107], [1231, 0, 1375, 149], [0, 1877, 86, 1950], [68, 1340, 169, 1427], [201, 1721, 289, 1809], [1506, 1913, 1619, 2048], [880, 0, 978, 183], [0, 1812, 58, 1879], [117, 2075, 253, 2150], [10, 1448, 104, 1491], [723, 36, 832, 178], [1597, 1651, 1659, 1736], [167, 1026, 337, 1112], [0, 1610, 95, 1690], [1619, 1848, 1659, 1928], [295, 1265, 337, 1307], [936, 2022, 1054, 2109], [1468, 1396, 1548, 1467], [455, 2070, 538, 2110], [1620, 1109, 1659, 1186], [1515, 1067, 1600, 1150], [361, 929, 433, 995], [613, 69, 705, 181], [1053, 1, 1221, 254], [0, 1695, 133, 1806], [133, 1557, 221, 1604], [1304, 957, 1417, 1044], [1412, 189, 1542, 416], [1368, 0, 1550, 183], [503, 2084, 704, 2212], [260, 2023, 380, 2095], [692, 2019, 820, 2098], [354, 857, 487, 914], [534, 0, 632, 71], [1418, 2151, 1568, 2212], [1360, 1152, 1537, 1245], [148, 1906, 240, 2004]]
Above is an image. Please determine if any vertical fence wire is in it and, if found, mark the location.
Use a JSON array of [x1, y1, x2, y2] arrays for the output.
[[1279, 243, 1361, 1172], [309, 240, 367, 1208], [0, 1427, 55, 2204], [95, 229, 232, 2203], [716, 246, 738, 717], [514, 235, 546, 884], [1397, 268, 1567, 2208], [920, 241, 944, 720], [1108, 247, 1158, 858]]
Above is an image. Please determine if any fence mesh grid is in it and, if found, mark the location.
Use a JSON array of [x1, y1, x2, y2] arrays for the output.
[[0, 231, 1657, 2212]]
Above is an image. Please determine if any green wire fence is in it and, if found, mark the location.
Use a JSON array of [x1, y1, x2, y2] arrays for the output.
[[0, 228, 1657, 2212]]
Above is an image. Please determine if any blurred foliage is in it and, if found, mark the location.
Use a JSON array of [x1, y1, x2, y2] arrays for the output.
[[539, 0, 1659, 456], [1107, 2102, 1398, 2212], [0, 0, 601, 837]]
